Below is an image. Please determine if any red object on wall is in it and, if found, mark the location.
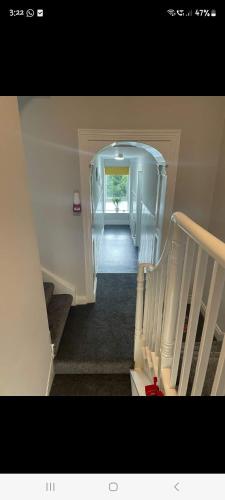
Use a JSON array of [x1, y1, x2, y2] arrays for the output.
[[73, 203, 81, 214], [145, 377, 164, 396], [73, 192, 81, 214]]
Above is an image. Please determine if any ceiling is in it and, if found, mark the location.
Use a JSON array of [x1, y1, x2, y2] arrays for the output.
[[98, 145, 150, 160]]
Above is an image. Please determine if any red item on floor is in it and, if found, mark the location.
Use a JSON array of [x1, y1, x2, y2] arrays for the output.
[[145, 377, 164, 396]]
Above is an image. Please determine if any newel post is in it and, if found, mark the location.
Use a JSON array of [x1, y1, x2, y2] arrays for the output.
[[160, 223, 186, 369], [134, 264, 145, 369]]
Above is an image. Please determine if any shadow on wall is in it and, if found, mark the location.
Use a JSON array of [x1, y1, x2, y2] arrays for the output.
[[17, 96, 51, 111]]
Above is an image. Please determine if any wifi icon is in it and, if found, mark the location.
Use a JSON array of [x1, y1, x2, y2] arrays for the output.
[[167, 9, 176, 15]]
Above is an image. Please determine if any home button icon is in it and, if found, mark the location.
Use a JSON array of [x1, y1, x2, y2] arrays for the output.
[[109, 482, 118, 492]]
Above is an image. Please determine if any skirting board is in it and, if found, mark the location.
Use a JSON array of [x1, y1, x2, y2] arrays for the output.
[[76, 295, 88, 305], [130, 369, 151, 396], [104, 214, 129, 225], [41, 266, 76, 305], [45, 356, 54, 396]]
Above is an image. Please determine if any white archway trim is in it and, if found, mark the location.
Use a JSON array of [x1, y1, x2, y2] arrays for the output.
[[78, 129, 181, 303]]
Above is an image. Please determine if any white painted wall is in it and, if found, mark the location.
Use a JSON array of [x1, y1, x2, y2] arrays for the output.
[[0, 96, 52, 396], [91, 155, 104, 274], [129, 151, 166, 263], [18, 96, 225, 297], [137, 152, 164, 263], [207, 118, 225, 334], [130, 159, 138, 241]]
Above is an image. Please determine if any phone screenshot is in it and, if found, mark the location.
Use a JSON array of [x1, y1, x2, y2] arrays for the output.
[[1, 92, 225, 397], [0, 9, 224, 498]]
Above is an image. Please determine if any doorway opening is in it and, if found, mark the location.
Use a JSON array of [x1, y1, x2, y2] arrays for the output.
[[78, 129, 181, 304], [90, 141, 167, 284]]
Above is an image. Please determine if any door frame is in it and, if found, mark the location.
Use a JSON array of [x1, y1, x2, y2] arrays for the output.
[[78, 129, 181, 303]]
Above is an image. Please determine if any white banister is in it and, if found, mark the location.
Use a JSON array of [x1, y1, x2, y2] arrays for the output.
[[172, 212, 225, 268], [151, 269, 160, 351], [191, 262, 225, 396], [134, 264, 145, 369], [142, 271, 150, 343], [211, 335, 225, 395], [155, 261, 167, 356], [160, 224, 186, 369], [170, 236, 196, 387], [177, 248, 208, 395], [134, 211, 225, 396]]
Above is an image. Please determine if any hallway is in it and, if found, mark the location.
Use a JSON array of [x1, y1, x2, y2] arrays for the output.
[[98, 225, 138, 273]]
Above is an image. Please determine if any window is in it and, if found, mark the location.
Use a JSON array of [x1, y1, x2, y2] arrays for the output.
[[104, 169, 129, 213]]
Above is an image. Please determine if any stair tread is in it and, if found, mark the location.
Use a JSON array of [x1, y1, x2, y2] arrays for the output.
[[43, 282, 55, 307], [50, 374, 132, 396], [47, 294, 73, 356], [54, 359, 134, 375]]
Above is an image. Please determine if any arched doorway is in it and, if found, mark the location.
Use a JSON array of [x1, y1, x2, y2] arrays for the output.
[[78, 129, 181, 302]]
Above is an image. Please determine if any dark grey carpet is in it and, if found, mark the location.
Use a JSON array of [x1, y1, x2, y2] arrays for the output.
[[43, 282, 54, 307], [177, 341, 222, 396], [98, 225, 138, 273], [177, 304, 222, 395], [48, 294, 73, 356], [50, 374, 132, 396], [54, 273, 137, 374]]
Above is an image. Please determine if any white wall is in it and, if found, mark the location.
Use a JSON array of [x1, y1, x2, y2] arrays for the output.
[[133, 152, 165, 263], [91, 155, 104, 273], [207, 118, 225, 333], [0, 96, 52, 395], [18, 96, 225, 297], [130, 159, 138, 240]]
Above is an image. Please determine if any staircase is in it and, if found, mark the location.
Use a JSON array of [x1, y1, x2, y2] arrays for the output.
[[43, 282, 73, 357], [132, 211, 225, 396]]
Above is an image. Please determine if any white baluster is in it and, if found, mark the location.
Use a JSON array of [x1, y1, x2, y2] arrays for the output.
[[151, 269, 160, 351], [191, 261, 225, 396], [155, 256, 168, 356], [170, 237, 196, 387], [142, 271, 150, 343], [146, 270, 155, 350], [134, 264, 145, 369], [211, 334, 225, 395], [149, 271, 156, 350], [160, 223, 186, 369], [178, 248, 208, 395]]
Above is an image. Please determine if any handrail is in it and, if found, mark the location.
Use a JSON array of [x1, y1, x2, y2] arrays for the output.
[[134, 210, 225, 396], [172, 212, 225, 269]]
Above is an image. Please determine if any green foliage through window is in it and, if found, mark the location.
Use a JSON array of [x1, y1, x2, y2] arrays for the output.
[[106, 175, 128, 201]]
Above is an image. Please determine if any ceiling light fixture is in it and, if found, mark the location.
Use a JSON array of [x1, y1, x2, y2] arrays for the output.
[[115, 153, 124, 161]]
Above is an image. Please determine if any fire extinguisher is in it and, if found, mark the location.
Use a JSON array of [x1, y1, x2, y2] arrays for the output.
[[145, 377, 164, 396], [73, 192, 81, 215]]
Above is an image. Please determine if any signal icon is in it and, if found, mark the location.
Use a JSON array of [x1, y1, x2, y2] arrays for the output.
[[167, 9, 176, 15]]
